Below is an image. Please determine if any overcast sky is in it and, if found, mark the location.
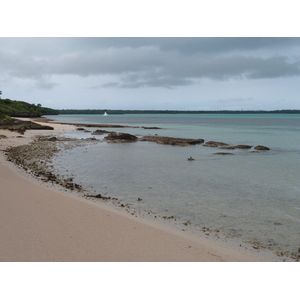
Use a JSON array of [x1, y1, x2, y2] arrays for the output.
[[1, 37, 300, 111]]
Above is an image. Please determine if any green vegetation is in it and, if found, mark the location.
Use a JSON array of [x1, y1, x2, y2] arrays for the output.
[[58, 109, 300, 115], [0, 98, 58, 119]]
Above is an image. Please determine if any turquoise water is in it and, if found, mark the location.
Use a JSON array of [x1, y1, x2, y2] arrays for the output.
[[47, 114, 300, 256]]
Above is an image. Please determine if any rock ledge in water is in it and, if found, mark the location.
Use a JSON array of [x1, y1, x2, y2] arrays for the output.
[[104, 132, 138, 142], [254, 145, 270, 150], [139, 136, 204, 146]]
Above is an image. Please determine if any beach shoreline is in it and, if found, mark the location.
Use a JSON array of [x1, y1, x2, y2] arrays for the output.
[[0, 118, 286, 261]]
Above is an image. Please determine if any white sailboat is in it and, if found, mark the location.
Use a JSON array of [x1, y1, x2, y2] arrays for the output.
[[103, 112, 108, 116]]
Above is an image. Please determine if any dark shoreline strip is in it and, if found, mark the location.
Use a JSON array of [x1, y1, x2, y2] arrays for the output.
[[52, 122, 140, 128]]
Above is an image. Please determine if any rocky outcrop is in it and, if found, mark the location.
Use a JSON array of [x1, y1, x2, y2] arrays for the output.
[[104, 132, 138, 142], [139, 136, 204, 146], [0, 119, 54, 134], [254, 145, 270, 150]]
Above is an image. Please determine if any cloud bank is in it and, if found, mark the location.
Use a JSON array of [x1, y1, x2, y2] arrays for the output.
[[1, 37, 300, 90]]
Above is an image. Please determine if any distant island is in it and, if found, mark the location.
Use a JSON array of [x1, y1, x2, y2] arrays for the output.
[[1, 98, 300, 123]]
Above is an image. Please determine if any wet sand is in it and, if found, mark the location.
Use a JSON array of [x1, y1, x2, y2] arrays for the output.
[[0, 119, 277, 261]]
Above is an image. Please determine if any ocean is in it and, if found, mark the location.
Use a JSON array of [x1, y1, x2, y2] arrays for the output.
[[46, 113, 300, 257]]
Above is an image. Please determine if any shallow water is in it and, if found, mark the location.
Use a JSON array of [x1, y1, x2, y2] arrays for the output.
[[48, 114, 300, 255]]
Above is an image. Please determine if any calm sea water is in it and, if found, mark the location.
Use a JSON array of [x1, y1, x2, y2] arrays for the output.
[[47, 114, 300, 255]]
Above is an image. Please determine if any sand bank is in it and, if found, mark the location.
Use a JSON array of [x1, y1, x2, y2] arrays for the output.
[[0, 119, 277, 261]]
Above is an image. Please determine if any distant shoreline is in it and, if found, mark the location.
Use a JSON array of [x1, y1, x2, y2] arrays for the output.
[[54, 109, 300, 115]]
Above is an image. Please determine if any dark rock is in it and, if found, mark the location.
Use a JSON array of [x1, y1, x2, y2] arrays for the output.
[[142, 126, 162, 129], [87, 194, 102, 198], [92, 129, 113, 135], [219, 146, 236, 150], [213, 152, 234, 155], [104, 132, 138, 142], [139, 136, 204, 146], [235, 145, 252, 149], [48, 137, 57, 141], [203, 143, 219, 147], [204, 141, 229, 146], [254, 145, 270, 150], [76, 127, 85, 131]]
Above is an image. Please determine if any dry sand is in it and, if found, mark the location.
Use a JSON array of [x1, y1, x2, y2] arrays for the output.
[[0, 119, 277, 261]]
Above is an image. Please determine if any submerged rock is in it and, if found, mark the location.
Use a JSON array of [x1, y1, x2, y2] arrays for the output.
[[203, 143, 219, 147], [213, 152, 234, 155], [219, 146, 236, 150], [204, 141, 229, 147], [235, 145, 253, 149], [142, 126, 162, 129], [254, 145, 270, 150]]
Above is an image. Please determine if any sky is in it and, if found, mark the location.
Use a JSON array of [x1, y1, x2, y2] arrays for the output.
[[1, 0, 300, 112], [1, 37, 300, 111]]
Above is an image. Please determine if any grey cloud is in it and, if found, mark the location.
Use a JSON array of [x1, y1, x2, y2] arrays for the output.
[[1, 37, 300, 90], [106, 76, 193, 89], [35, 78, 58, 89], [50, 47, 300, 87], [51, 46, 166, 76], [62, 37, 300, 55], [184, 55, 300, 80]]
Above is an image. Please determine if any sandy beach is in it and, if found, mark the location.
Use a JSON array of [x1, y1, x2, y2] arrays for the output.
[[0, 119, 279, 261]]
